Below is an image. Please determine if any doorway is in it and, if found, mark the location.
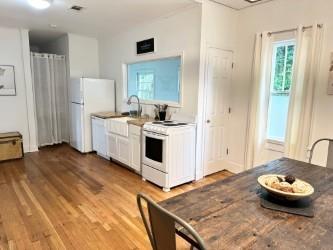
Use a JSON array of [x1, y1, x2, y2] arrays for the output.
[[29, 30, 70, 148], [203, 48, 233, 176]]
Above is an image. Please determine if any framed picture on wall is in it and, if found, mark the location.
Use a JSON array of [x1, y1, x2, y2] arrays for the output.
[[0, 65, 16, 96]]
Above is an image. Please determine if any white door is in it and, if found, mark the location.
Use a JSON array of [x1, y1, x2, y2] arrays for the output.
[[203, 48, 233, 176], [70, 103, 84, 152]]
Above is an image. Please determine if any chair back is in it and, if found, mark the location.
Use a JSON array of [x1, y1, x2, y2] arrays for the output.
[[309, 138, 333, 168], [137, 193, 206, 250]]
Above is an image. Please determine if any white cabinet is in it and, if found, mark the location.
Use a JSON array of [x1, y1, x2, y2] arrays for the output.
[[106, 118, 132, 169], [129, 125, 141, 172], [107, 133, 118, 159], [106, 121, 142, 173], [107, 133, 130, 167], [91, 116, 109, 159], [117, 136, 130, 166]]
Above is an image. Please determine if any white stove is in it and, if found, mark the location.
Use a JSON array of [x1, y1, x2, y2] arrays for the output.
[[143, 120, 194, 135], [142, 114, 196, 192]]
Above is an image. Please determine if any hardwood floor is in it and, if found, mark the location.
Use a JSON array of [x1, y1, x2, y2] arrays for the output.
[[0, 144, 233, 249]]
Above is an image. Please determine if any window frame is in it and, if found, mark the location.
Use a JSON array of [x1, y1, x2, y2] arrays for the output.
[[266, 39, 296, 146], [122, 52, 184, 108], [136, 70, 155, 100]]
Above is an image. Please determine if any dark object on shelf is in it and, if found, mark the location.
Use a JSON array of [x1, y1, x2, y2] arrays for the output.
[[121, 112, 130, 116], [0, 132, 23, 162], [260, 190, 314, 217], [159, 111, 166, 121]]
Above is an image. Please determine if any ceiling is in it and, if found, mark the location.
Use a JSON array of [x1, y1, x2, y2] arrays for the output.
[[0, 0, 197, 42], [212, 0, 274, 10]]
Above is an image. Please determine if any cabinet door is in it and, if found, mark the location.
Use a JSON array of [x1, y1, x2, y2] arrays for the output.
[[117, 136, 130, 166], [130, 134, 141, 172], [107, 133, 118, 159]]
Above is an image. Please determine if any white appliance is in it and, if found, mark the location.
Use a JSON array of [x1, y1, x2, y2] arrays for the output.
[[142, 114, 196, 192], [70, 78, 115, 153], [92, 116, 109, 159]]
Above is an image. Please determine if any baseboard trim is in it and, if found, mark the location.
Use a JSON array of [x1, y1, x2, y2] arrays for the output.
[[23, 144, 38, 153], [225, 160, 244, 174]]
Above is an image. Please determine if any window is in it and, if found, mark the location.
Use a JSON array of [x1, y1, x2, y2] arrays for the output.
[[267, 40, 296, 142], [127, 56, 181, 104], [137, 72, 154, 100]]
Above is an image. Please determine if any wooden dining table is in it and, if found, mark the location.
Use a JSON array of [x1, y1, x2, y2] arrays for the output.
[[159, 158, 333, 249]]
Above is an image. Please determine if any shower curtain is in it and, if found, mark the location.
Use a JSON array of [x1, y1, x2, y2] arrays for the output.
[[31, 53, 69, 147]]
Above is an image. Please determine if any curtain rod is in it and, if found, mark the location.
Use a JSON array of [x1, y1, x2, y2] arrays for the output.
[[267, 24, 323, 36]]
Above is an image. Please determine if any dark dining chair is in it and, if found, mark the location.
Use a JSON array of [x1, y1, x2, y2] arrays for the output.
[[309, 138, 333, 168], [137, 193, 206, 250]]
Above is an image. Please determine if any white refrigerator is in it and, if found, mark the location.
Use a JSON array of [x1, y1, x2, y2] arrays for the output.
[[70, 77, 115, 153]]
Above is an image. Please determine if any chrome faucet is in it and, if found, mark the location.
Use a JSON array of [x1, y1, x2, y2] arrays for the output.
[[127, 95, 142, 117]]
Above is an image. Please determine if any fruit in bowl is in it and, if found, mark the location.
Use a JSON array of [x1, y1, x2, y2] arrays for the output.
[[258, 174, 314, 201]]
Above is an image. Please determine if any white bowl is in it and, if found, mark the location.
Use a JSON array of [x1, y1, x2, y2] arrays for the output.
[[258, 174, 314, 201]]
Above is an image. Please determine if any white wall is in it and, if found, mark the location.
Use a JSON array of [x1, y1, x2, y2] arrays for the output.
[[98, 5, 201, 116], [0, 27, 37, 152], [68, 34, 99, 78], [232, 0, 333, 168]]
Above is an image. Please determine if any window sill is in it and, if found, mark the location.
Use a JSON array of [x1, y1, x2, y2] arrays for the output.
[[265, 139, 285, 153], [266, 138, 284, 146]]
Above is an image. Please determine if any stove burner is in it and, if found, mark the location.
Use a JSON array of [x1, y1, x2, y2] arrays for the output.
[[149, 121, 189, 127]]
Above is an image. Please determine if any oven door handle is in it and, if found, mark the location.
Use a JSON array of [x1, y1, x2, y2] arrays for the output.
[[143, 131, 166, 140]]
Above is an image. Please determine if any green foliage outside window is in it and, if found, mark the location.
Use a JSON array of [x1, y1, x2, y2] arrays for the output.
[[273, 44, 295, 93]]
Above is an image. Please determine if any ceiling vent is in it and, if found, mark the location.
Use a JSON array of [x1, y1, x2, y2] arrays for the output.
[[244, 0, 262, 3], [70, 5, 84, 11]]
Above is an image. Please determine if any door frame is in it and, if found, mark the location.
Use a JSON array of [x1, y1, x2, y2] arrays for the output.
[[196, 46, 234, 179]]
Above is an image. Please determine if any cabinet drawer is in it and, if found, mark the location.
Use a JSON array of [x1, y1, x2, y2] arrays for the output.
[[142, 164, 167, 188]]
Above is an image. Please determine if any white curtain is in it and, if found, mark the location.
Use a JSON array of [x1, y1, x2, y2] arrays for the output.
[[245, 32, 273, 169], [285, 24, 324, 161], [31, 53, 69, 147], [246, 24, 324, 169]]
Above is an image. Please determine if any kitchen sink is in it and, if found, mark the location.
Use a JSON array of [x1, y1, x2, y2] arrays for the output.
[[107, 117, 136, 137]]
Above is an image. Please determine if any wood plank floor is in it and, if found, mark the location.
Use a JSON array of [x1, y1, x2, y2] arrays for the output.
[[0, 144, 233, 249]]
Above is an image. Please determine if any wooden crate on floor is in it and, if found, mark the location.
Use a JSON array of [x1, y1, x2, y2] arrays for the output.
[[0, 132, 23, 162]]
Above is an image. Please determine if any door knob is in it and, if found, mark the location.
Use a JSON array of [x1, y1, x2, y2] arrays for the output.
[[206, 120, 211, 124]]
